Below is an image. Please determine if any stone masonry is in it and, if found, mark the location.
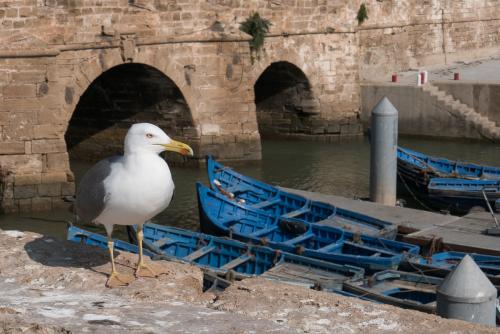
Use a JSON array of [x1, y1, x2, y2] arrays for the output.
[[0, 0, 499, 213]]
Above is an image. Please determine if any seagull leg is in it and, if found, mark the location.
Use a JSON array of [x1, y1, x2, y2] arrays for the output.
[[105, 234, 133, 288], [135, 224, 157, 278]]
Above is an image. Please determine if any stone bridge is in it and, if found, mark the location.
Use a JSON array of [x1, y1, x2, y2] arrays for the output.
[[1, 0, 499, 212]]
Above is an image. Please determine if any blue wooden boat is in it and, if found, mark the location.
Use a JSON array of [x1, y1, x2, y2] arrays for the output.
[[343, 270, 444, 314], [67, 225, 156, 257], [140, 223, 365, 290], [427, 178, 500, 213], [397, 147, 500, 213], [207, 155, 397, 239], [68, 225, 364, 291], [398, 146, 500, 184], [401, 251, 500, 286], [197, 182, 420, 271]]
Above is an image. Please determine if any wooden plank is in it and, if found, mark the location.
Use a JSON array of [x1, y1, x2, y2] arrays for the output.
[[220, 255, 251, 270], [183, 246, 216, 261]]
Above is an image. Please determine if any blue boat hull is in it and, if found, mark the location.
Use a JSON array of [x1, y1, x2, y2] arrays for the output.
[[397, 147, 500, 213], [401, 251, 500, 286], [207, 155, 397, 239], [197, 182, 420, 271], [343, 270, 444, 314], [67, 225, 364, 292]]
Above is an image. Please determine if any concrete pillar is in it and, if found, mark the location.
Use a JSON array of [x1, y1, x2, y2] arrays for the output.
[[369, 97, 398, 206], [437, 255, 497, 326]]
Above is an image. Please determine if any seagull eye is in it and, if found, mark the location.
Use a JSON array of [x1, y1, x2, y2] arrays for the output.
[[146, 133, 154, 138]]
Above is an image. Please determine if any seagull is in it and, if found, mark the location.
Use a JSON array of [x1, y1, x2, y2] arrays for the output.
[[75, 123, 193, 287]]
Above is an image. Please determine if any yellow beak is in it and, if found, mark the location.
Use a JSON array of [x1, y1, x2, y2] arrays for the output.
[[161, 140, 194, 156]]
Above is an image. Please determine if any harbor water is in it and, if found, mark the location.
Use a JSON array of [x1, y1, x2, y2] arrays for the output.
[[2, 136, 500, 239]]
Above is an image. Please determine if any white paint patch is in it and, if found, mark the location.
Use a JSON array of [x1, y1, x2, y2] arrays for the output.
[[318, 306, 332, 312], [364, 309, 386, 316], [338, 312, 351, 317], [359, 318, 399, 331], [169, 301, 184, 306], [317, 319, 331, 325], [332, 324, 355, 333], [153, 310, 171, 317], [4, 278, 15, 283], [126, 321, 143, 326], [3, 230, 25, 238], [83, 314, 121, 322], [197, 311, 226, 316], [38, 307, 75, 319]]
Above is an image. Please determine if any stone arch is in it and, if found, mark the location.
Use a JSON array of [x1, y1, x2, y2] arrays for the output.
[[251, 60, 321, 137], [64, 54, 198, 163]]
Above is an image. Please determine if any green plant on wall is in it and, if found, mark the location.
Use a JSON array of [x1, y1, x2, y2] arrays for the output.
[[240, 12, 271, 63], [357, 4, 368, 25]]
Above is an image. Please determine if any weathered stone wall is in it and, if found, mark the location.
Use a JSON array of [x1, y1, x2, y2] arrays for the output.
[[0, 0, 499, 212], [359, 0, 500, 80]]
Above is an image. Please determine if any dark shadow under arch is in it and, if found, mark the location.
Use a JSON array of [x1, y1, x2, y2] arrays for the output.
[[65, 63, 196, 162], [254, 61, 320, 138]]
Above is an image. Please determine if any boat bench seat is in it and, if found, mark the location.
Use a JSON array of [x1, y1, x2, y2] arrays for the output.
[[153, 237, 178, 248], [183, 245, 216, 261], [252, 197, 281, 209], [317, 242, 343, 253], [283, 233, 314, 245], [220, 254, 251, 270], [226, 184, 265, 196], [281, 207, 310, 219], [249, 226, 277, 237]]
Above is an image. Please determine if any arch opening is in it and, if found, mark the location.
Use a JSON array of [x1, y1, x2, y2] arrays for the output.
[[65, 63, 197, 162], [254, 61, 320, 138]]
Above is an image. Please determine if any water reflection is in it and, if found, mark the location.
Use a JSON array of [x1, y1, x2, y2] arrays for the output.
[[2, 136, 500, 239]]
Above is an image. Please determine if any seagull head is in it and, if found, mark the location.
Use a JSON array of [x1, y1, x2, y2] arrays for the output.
[[124, 123, 194, 156]]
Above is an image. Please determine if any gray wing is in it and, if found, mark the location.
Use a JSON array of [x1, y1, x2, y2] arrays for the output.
[[75, 156, 121, 223]]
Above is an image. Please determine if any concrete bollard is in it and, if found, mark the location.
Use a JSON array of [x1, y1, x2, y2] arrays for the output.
[[437, 255, 497, 326], [369, 97, 398, 206]]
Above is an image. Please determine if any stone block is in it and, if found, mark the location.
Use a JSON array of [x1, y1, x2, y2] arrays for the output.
[[38, 183, 61, 197], [201, 124, 220, 136], [37, 109, 66, 124], [52, 198, 72, 211], [2, 183, 14, 200], [41, 171, 67, 184], [32, 197, 52, 211], [33, 124, 65, 139], [326, 123, 341, 134], [0, 142, 25, 155], [1, 199, 18, 214], [45, 152, 70, 171], [61, 181, 75, 196], [11, 71, 46, 83], [32, 139, 66, 154], [14, 185, 36, 199], [14, 173, 41, 186], [0, 154, 43, 175], [0, 112, 9, 125], [18, 199, 32, 213], [3, 84, 37, 98]]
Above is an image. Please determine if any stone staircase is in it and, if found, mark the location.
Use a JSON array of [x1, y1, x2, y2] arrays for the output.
[[421, 84, 500, 141]]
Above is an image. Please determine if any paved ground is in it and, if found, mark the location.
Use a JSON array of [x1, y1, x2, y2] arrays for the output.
[[0, 229, 498, 333], [370, 56, 500, 85]]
